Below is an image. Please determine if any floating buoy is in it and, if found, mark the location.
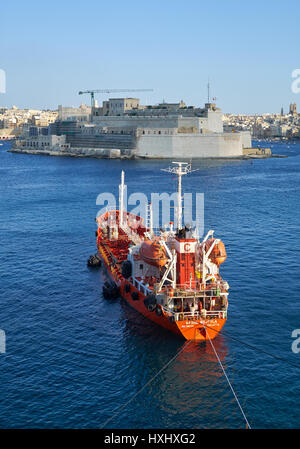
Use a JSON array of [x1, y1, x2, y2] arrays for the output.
[[87, 254, 101, 267], [121, 260, 132, 279], [102, 281, 119, 299], [131, 291, 139, 301]]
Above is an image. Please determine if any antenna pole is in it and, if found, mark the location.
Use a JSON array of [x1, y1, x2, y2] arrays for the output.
[[161, 162, 198, 231], [119, 170, 125, 226], [177, 163, 183, 230]]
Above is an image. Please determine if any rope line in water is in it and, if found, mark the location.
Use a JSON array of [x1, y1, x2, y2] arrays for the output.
[[205, 327, 251, 429], [101, 300, 294, 429], [100, 339, 193, 428], [203, 323, 299, 370]]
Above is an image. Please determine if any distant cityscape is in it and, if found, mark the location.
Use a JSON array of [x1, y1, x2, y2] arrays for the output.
[[1, 102, 298, 141], [0, 105, 58, 139], [223, 103, 299, 139], [0, 98, 298, 159]]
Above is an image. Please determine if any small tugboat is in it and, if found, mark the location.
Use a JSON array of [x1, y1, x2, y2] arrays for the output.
[[94, 163, 229, 340]]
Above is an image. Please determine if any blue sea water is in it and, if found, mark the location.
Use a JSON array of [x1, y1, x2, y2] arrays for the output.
[[0, 139, 300, 429]]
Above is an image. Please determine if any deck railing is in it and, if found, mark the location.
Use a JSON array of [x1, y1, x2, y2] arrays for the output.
[[161, 306, 227, 321], [132, 276, 152, 296], [170, 283, 228, 294]]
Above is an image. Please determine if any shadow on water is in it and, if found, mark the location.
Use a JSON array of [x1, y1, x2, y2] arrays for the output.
[[99, 295, 233, 429]]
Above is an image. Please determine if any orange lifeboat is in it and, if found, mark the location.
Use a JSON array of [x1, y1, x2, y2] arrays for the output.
[[205, 238, 227, 265], [139, 241, 168, 268]]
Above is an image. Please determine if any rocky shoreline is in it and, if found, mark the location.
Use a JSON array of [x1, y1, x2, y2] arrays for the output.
[[8, 146, 284, 160], [8, 147, 133, 159]]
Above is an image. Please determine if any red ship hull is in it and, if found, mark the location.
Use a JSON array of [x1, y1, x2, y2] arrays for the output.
[[94, 164, 229, 342], [98, 240, 226, 341]]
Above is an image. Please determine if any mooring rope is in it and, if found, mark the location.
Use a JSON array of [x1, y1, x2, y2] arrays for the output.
[[205, 327, 251, 429], [202, 322, 300, 370], [101, 339, 193, 428]]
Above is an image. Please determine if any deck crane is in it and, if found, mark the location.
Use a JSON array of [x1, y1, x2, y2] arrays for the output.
[[78, 88, 153, 108]]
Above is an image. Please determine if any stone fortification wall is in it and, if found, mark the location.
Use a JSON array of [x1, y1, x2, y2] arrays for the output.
[[135, 132, 245, 158]]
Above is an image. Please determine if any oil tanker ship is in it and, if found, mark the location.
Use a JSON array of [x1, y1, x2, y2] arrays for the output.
[[90, 162, 229, 340]]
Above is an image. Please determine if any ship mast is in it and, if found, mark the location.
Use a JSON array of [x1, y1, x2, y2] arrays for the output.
[[119, 170, 125, 226], [162, 162, 196, 231]]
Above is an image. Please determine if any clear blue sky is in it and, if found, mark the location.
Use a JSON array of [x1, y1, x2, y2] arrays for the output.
[[1, 0, 299, 113]]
